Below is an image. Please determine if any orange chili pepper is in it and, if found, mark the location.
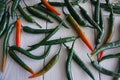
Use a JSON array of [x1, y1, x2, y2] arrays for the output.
[[67, 14, 94, 51], [16, 19, 22, 47], [41, 0, 61, 15]]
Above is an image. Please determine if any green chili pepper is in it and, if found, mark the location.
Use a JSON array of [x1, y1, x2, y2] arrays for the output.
[[113, 59, 120, 80], [94, 0, 100, 25], [31, 36, 78, 46], [48, 0, 80, 7], [9, 45, 51, 60], [17, 4, 42, 28], [82, 0, 88, 3], [87, 54, 120, 77], [66, 41, 75, 80], [0, 2, 6, 22], [0, 9, 9, 37], [1, 23, 15, 72], [33, 4, 69, 28], [78, 5, 102, 32], [104, 5, 114, 44], [91, 40, 120, 57], [91, 61, 120, 77], [27, 17, 67, 51], [11, 0, 20, 18], [64, 0, 89, 27], [28, 45, 61, 78], [99, 53, 120, 62], [26, 6, 53, 23], [8, 47, 34, 74], [23, 26, 55, 34], [105, 8, 120, 14], [96, 9, 105, 45], [63, 43, 95, 80]]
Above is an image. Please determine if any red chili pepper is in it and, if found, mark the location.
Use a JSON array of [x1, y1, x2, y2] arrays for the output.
[[16, 19, 22, 47], [41, 0, 61, 15], [66, 14, 94, 51]]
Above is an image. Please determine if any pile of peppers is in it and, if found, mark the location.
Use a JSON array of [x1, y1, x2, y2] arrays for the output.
[[0, 0, 120, 80]]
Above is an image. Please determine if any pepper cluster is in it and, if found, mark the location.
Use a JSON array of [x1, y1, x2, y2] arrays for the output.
[[0, 0, 120, 80]]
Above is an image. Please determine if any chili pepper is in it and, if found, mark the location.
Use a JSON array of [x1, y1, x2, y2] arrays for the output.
[[48, 0, 80, 7], [64, 12, 94, 51], [0, 2, 6, 22], [25, 6, 53, 23], [66, 41, 75, 80], [99, 53, 120, 62], [8, 47, 34, 74], [99, 5, 114, 60], [17, 4, 42, 28], [0, 9, 9, 37], [91, 0, 120, 9], [92, 61, 120, 77], [27, 17, 67, 51], [105, 8, 120, 14], [91, 40, 120, 57], [9, 45, 51, 60], [64, 0, 89, 27], [113, 59, 120, 80], [11, 0, 20, 18], [41, 0, 60, 15], [1, 23, 15, 72], [94, 0, 100, 25], [28, 45, 61, 78], [23, 26, 54, 34], [16, 19, 22, 47], [78, 5, 102, 32], [63, 43, 95, 80], [82, 0, 88, 3], [87, 55, 120, 77], [33, 4, 69, 28], [96, 9, 105, 45], [30, 36, 78, 46]]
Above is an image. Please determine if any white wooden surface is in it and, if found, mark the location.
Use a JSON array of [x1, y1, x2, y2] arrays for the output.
[[0, 0, 120, 80]]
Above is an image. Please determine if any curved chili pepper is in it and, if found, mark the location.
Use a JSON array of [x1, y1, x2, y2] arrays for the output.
[[96, 9, 105, 45], [9, 45, 51, 60], [16, 19, 22, 47], [91, 40, 120, 57], [64, 0, 89, 27], [11, 0, 20, 18], [0, 1, 6, 22], [66, 41, 75, 80], [17, 4, 42, 28], [113, 59, 120, 80], [28, 45, 61, 78], [99, 5, 114, 60], [23, 26, 54, 34], [63, 43, 95, 80], [48, 0, 80, 7], [92, 61, 120, 77], [26, 6, 53, 23], [1, 23, 15, 72], [65, 13, 94, 51], [78, 5, 102, 32], [8, 47, 34, 74], [33, 4, 69, 28], [27, 17, 67, 51], [99, 53, 120, 62], [41, 0, 60, 15]]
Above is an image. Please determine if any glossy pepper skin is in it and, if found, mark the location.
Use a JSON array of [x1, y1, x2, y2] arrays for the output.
[[66, 14, 94, 51], [41, 0, 60, 15], [1, 23, 15, 72], [64, 0, 89, 27]]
